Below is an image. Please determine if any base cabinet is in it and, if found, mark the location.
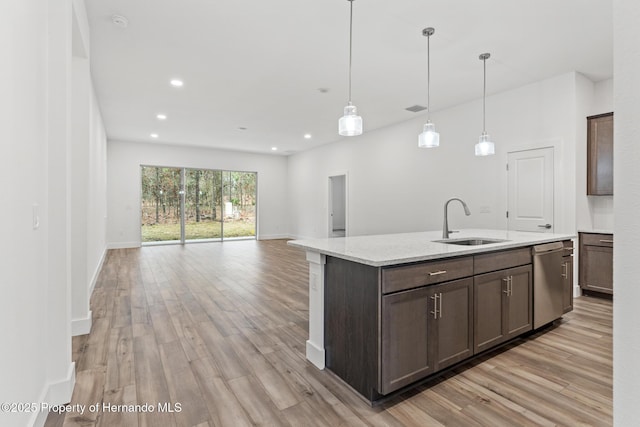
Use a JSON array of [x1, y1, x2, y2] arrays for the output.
[[380, 278, 473, 394], [473, 265, 532, 354], [562, 240, 574, 313], [323, 245, 566, 403], [579, 233, 613, 295]]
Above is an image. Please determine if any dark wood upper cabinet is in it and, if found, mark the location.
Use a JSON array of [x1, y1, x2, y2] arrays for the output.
[[587, 112, 614, 195]]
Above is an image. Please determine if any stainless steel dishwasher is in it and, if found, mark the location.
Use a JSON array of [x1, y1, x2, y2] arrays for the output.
[[532, 242, 564, 328]]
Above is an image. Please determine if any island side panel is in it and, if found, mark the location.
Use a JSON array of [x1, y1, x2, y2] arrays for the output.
[[325, 256, 382, 401], [306, 251, 326, 369]]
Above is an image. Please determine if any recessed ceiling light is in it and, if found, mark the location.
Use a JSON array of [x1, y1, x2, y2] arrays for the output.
[[150, 133, 159, 138], [170, 79, 184, 87], [304, 134, 312, 139], [271, 147, 278, 151], [156, 114, 167, 120]]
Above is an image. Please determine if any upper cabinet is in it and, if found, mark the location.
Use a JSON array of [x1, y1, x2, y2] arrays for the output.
[[587, 112, 614, 195]]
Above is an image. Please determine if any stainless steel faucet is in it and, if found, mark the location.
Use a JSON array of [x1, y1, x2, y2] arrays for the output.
[[442, 198, 471, 238]]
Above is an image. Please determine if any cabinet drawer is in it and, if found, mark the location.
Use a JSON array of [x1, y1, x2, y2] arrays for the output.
[[474, 247, 531, 275], [580, 233, 613, 248], [382, 257, 473, 294]]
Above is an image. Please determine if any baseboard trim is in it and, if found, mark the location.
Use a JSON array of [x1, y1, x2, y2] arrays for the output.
[[306, 340, 325, 370], [88, 248, 107, 295], [107, 241, 140, 249], [29, 362, 76, 427], [257, 234, 290, 241], [71, 311, 92, 336]]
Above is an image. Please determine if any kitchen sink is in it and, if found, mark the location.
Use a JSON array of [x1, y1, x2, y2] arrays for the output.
[[433, 238, 509, 246]]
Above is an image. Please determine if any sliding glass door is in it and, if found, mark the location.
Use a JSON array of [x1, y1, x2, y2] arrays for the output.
[[141, 166, 182, 243], [141, 166, 256, 244], [184, 169, 223, 241], [222, 171, 257, 239]]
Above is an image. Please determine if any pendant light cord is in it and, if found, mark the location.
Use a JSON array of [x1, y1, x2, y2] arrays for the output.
[[348, 0, 354, 104], [427, 33, 431, 120], [482, 56, 487, 133]]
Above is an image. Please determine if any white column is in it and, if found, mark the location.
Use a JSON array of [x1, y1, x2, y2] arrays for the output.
[[613, 0, 640, 424], [305, 251, 326, 369]]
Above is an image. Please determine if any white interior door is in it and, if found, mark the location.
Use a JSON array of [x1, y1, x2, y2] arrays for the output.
[[507, 147, 554, 232], [328, 174, 347, 237]]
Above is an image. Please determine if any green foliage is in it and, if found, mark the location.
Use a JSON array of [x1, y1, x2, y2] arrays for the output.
[[142, 220, 256, 242], [140, 166, 257, 242]]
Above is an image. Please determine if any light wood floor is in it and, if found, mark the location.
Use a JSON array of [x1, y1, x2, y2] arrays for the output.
[[46, 239, 612, 427]]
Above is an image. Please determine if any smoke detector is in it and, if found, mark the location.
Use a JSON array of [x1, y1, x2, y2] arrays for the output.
[[111, 14, 129, 28]]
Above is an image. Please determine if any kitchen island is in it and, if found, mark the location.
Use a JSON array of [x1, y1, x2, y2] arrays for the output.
[[288, 229, 574, 403]]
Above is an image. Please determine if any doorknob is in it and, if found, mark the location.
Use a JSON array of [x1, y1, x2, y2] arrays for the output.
[[538, 224, 552, 229]]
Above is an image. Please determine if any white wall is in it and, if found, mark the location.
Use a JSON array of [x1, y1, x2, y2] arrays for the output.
[[69, 0, 108, 336], [576, 77, 615, 232], [288, 72, 580, 239], [107, 141, 289, 247], [613, 0, 640, 424], [0, 0, 79, 426], [0, 1, 107, 425]]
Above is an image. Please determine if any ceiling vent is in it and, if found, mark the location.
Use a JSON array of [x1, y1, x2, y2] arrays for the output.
[[405, 105, 427, 113]]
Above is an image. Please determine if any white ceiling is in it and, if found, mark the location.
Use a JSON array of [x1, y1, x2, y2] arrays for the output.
[[85, 0, 613, 156]]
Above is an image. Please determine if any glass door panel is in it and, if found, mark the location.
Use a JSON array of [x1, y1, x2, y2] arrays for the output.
[[184, 169, 222, 241], [141, 166, 182, 243], [222, 171, 257, 239]]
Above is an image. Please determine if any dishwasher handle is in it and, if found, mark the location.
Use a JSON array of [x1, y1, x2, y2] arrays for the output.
[[531, 241, 564, 255]]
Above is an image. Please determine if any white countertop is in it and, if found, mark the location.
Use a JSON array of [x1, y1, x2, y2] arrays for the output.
[[288, 229, 575, 267]]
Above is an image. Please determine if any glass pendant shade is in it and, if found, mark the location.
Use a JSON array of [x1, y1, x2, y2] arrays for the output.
[[339, 104, 363, 136], [418, 121, 440, 148], [475, 132, 495, 156]]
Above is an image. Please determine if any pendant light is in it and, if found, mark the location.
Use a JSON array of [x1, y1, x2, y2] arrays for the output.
[[475, 53, 495, 156], [418, 27, 440, 148], [338, 0, 363, 136]]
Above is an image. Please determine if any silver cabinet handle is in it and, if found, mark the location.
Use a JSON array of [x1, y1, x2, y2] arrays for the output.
[[538, 224, 552, 229], [562, 262, 568, 278], [439, 292, 443, 319], [430, 294, 439, 319], [503, 276, 513, 296], [429, 270, 447, 276], [600, 239, 614, 244]]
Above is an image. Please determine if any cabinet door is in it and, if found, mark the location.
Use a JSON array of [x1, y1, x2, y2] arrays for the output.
[[474, 270, 507, 353], [380, 287, 434, 394], [505, 265, 533, 340], [474, 265, 532, 353], [582, 245, 613, 294], [430, 278, 474, 371], [587, 113, 614, 195], [562, 256, 574, 313]]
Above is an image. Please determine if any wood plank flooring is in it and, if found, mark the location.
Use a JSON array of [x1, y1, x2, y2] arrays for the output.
[[46, 240, 612, 427]]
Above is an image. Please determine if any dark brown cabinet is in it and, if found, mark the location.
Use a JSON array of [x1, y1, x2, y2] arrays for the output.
[[473, 265, 532, 354], [587, 112, 614, 195], [323, 244, 567, 403], [579, 232, 613, 295], [380, 277, 473, 395], [562, 240, 574, 313]]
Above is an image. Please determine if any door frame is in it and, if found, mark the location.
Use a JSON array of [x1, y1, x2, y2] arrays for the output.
[[328, 172, 349, 238]]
